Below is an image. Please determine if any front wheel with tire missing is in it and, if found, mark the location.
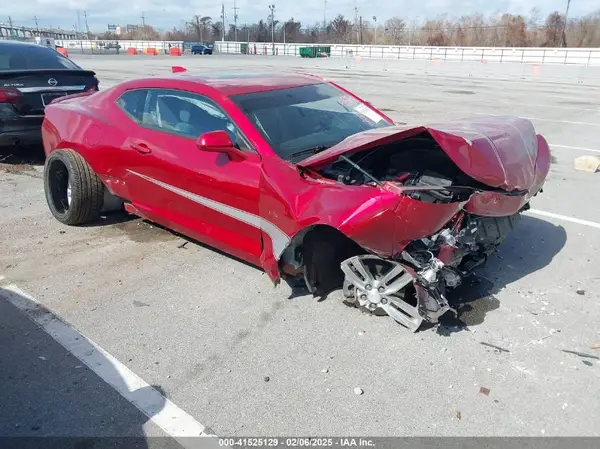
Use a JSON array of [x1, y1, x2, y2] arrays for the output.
[[43, 149, 104, 225]]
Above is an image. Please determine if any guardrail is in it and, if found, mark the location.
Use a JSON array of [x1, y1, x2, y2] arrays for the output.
[[214, 41, 600, 66]]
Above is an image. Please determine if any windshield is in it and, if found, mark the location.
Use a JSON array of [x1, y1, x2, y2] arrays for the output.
[[231, 83, 392, 162], [0, 44, 81, 71]]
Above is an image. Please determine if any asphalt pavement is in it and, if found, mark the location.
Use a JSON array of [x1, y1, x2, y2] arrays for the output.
[[1, 54, 599, 444]]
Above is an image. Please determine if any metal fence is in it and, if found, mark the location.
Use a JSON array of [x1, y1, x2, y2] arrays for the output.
[[43, 39, 600, 66], [214, 41, 600, 66]]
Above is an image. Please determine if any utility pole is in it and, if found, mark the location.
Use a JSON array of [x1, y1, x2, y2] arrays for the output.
[[34, 16, 39, 31], [561, 0, 571, 47], [354, 1, 359, 44], [194, 15, 201, 42], [232, 0, 239, 42], [76, 10, 81, 34], [269, 4, 275, 55], [359, 16, 363, 45], [372, 16, 377, 43], [83, 10, 90, 40], [323, 0, 327, 33], [141, 11, 146, 27], [220, 3, 225, 41]]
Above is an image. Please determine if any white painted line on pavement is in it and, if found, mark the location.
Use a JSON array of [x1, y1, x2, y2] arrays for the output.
[[468, 112, 600, 127], [0, 284, 220, 449], [527, 209, 600, 230], [550, 144, 600, 154]]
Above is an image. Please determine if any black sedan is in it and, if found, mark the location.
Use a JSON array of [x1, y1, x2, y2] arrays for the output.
[[0, 40, 99, 148]]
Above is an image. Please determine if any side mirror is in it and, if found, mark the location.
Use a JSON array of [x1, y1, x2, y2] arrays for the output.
[[196, 130, 246, 161]]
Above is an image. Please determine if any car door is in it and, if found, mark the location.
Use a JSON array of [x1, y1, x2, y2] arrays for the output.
[[115, 87, 264, 266]]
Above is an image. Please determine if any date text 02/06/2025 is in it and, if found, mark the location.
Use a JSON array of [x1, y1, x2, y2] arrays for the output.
[[217, 437, 375, 447]]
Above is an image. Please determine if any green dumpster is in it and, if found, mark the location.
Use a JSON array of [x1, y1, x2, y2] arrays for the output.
[[240, 43, 249, 54], [299, 47, 315, 58], [315, 46, 331, 57]]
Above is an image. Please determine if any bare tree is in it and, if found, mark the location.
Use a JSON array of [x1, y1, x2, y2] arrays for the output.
[[384, 17, 406, 44], [543, 12, 565, 46]]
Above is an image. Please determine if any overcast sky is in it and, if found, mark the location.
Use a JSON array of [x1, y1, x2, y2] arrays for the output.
[[2, 0, 598, 32]]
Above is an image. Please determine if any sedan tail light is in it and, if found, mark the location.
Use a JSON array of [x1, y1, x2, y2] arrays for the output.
[[0, 88, 22, 104]]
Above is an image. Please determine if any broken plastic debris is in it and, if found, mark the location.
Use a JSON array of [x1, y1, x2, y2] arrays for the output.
[[321, 368, 329, 373], [38, 356, 46, 361], [574, 155, 600, 173], [479, 387, 490, 396], [576, 289, 585, 296], [354, 387, 364, 395], [455, 410, 462, 420]]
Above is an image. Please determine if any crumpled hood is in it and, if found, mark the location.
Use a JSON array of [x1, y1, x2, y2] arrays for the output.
[[300, 115, 543, 191]]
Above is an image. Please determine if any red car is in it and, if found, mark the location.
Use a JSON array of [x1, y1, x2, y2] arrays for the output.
[[41, 69, 550, 332]]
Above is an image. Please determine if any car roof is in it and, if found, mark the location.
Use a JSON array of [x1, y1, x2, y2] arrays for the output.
[[0, 40, 49, 49], [165, 72, 325, 96]]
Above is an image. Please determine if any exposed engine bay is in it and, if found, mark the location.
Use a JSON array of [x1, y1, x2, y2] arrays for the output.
[[319, 133, 520, 203], [315, 133, 529, 332]]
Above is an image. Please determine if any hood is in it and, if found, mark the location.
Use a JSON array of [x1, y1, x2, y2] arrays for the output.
[[300, 115, 541, 191]]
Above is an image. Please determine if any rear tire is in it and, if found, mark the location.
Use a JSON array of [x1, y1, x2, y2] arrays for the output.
[[43, 149, 104, 225]]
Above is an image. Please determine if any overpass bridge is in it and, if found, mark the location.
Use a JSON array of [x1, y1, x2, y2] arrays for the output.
[[0, 23, 77, 40]]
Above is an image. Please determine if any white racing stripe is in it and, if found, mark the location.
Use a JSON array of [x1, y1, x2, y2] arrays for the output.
[[127, 169, 291, 258], [550, 144, 600, 154], [527, 209, 600, 230], [0, 284, 221, 449]]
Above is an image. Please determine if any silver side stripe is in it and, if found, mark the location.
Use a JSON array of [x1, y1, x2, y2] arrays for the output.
[[18, 85, 86, 93], [126, 170, 291, 258]]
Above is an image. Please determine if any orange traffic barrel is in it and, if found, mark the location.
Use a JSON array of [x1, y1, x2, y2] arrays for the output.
[[56, 47, 69, 57], [146, 48, 157, 55], [169, 47, 181, 56], [127, 47, 137, 55]]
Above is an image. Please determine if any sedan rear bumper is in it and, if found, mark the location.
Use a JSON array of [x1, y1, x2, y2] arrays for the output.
[[0, 116, 44, 147]]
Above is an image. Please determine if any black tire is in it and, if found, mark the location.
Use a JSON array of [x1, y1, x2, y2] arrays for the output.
[[43, 149, 104, 225], [302, 227, 364, 297]]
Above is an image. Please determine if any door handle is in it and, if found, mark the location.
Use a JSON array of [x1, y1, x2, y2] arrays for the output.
[[130, 143, 151, 154]]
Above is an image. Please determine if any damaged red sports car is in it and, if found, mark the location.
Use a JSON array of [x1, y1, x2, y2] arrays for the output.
[[41, 70, 551, 332]]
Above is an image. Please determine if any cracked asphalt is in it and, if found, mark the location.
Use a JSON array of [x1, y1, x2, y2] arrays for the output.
[[1, 53, 600, 440]]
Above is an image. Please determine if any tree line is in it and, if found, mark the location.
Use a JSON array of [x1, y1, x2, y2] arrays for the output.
[[98, 8, 600, 48]]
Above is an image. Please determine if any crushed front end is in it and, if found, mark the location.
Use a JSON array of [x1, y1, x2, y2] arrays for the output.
[[339, 208, 525, 332], [301, 120, 550, 332]]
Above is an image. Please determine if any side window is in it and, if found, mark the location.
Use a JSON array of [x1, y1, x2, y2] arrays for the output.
[[140, 88, 253, 152], [116, 89, 148, 123]]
